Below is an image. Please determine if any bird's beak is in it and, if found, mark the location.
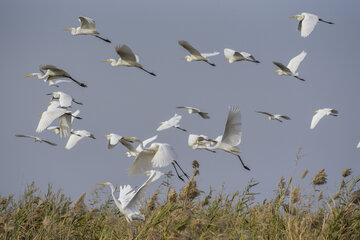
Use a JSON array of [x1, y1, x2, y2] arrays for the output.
[[290, 16, 297, 18], [39, 113, 43, 117], [193, 141, 200, 145], [24, 74, 33, 78], [64, 28, 72, 31], [102, 135, 108, 138], [312, 111, 317, 114], [273, 70, 278, 72], [224, 58, 229, 61], [181, 56, 186, 59], [158, 122, 163, 125], [102, 59, 110, 62], [97, 183, 106, 186]]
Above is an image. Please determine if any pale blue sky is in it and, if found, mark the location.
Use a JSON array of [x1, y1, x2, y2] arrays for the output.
[[1, 0, 359, 201]]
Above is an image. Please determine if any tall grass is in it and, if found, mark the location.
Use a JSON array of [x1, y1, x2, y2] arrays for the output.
[[1, 162, 359, 239]]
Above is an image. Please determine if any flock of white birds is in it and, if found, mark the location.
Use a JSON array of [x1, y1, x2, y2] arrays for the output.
[[15, 12, 357, 222]]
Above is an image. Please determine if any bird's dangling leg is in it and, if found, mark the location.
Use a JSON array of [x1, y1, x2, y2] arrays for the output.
[[231, 152, 250, 171], [172, 162, 184, 182], [173, 160, 190, 180], [205, 149, 216, 153], [319, 18, 334, 24], [175, 127, 187, 132]]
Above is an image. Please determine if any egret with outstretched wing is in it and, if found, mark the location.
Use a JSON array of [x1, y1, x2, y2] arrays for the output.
[[290, 13, 334, 38], [273, 51, 307, 81], [178, 40, 218, 66]]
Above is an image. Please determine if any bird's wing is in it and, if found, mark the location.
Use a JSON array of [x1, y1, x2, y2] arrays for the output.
[[47, 101, 60, 111], [198, 112, 210, 119], [59, 92, 73, 108], [36, 108, 67, 133], [108, 134, 122, 149], [40, 65, 58, 74], [301, 13, 319, 38], [221, 107, 242, 146], [71, 110, 80, 123], [41, 65, 71, 78], [201, 51, 220, 59], [135, 55, 140, 63], [310, 110, 327, 129], [123, 171, 162, 212], [128, 150, 155, 176], [142, 135, 158, 148], [157, 114, 182, 131], [15, 134, 36, 140], [280, 115, 291, 120], [41, 140, 57, 146], [256, 111, 273, 117], [118, 185, 136, 206], [224, 48, 236, 58], [65, 133, 85, 149], [178, 40, 201, 56], [115, 45, 137, 62], [151, 143, 176, 168], [59, 114, 71, 138], [239, 52, 251, 59], [78, 16, 96, 30], [287, 51, 307, 73], [273, 62, 291, 72]]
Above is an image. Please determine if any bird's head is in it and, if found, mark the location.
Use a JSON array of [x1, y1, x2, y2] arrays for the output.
[[181, 56, 191, 62], [290, 15, 303, 21]]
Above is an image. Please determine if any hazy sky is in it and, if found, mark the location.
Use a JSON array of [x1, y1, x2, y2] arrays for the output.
[[1, 0, 359, 201]]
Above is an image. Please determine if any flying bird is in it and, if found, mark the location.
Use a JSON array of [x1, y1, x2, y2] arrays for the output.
[[224, 48, 260, 64], [194, 107, 250, 171], [65, 16, 111, 43], [122, 137, 189, 181], [24, 65, 87, 88], [178, 40, 219, 66], [310, 108, 338, 129], [47, 91, 83, 108], [176, 106, 210, 119], [157, 114, 186, 132], [65, 130, 96, 150], [188, 134, 216, 153], [97, 170, 163, 222], [103, 133, 133, 150], [122, 135, 158, 157], [290, 12, 334, 38], [273, 51, 307, 81], [256, 111, 291, 122], [103, 45, 156, 76], [15, 134, 57, 146]]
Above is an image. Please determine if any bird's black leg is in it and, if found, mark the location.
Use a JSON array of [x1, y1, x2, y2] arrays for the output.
[[173, 160, 190, 180], [175, 127, 187, 132], [294, 76, 305, 81], [205, 149, 216, 153], [232, 152, 250, 171], [319, 19, 334, 24], [172, 162, 184, 182]]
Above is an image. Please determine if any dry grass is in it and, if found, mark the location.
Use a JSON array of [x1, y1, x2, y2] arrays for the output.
[[1, 166, 359, 240]]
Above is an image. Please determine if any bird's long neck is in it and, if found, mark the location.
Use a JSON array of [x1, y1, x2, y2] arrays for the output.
[[133, 138, 144, 151], [108, 183, 123, 211]]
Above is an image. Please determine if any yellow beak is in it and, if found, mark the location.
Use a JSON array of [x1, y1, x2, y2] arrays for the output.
[[64, 28, 72, 31], [290, 16, 297, 18], [224, 58, 229, 61], [102, 135, 108, 138], [181, 56, 187, 59], [102, 59, 111, 62], [97, 183, 106, 186], [158, 122, 164, 125], [24, 74, 33, 78], [273, 70, 278, 72]]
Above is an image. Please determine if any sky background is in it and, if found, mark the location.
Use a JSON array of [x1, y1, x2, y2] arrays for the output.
[[1, 0, 359, 202]]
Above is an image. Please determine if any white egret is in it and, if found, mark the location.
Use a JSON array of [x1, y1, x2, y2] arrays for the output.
[[273, 51, 307, 81], [157, 114, 186, 132], [103, 45, 156, 76], [103, 133, 133, 150], [15, 134, 57, 146], [122, 137, 189, 181], [188, 134, 216, 153], [310, 108, 338, 129], [194, 107, 250, 171], [65, 130, 95, 150], [176, 106, 210, 119], [123, 135, 158, 157], [37, 108, 81, 138], [47, 91, 83, 108], [97, 170, 163, 222], [178, 40, 219, 66], [65, 16, 111, 43], [290, 13, 334, 38], [224, 48, 260, 64], [256, 111, 291, 122], [24, 65, 87, 87]]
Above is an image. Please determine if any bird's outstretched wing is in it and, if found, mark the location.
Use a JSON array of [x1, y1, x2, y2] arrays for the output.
[[65, 133, 84, 149], [224, 48, 236, 58], [300, 13, 319, 38], [42, 140, 57, 146], [201, 52, 220, 59], [15, 134, 36, 139], [310, 111, 327, 129], [57, 92, 73, 108], [78, 16, 96, 30], [151, 143, 176, 168], [198, 112, 210, 119], [256, 111, 273, 117], [59, 114, 72, 138], [221, 107, 242, 147], [157, 114, 182, 131], [273, 62, 291, 73], [115, 45, 137, 62], [280, 115, 291, 120], [287, 51, 307, 73], [142, 135, 158, 149], [178, 40, 201, 57], [128, 150, 154, 176], [36, 108, 67, 133], [118, 185, 136, 206]]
